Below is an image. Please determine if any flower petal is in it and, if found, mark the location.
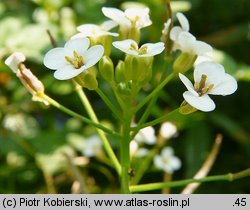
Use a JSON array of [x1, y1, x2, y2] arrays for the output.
[[112, 39, 138, 55], [54, 65, 85, 80], [43, 48, 68, 70], [141, 42, 165, 56], [170, 26, 183, 41], [192, 40, 213, 55], [125, 8, 152, 29], [169, 156, 182, 170], [183, 91, 216, 112], [101, 20, 118, 31], [5, 52, 26, 73], [179, 73, 198, 96], [64, 38, 90, 55], [154, 156, 164, 169], [176, 13, 189, 31], [176, 31, 196, 52], [161, 147, 174, 157], [194, 61, 225, 86], [84, 45, 104, 69], [102, 7, 131, 27], [70, 33, 87, 40], [209, 73, 237, 95]]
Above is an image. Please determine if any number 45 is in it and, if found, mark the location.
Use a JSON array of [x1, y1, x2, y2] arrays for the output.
[[235, 198, 247, 206]]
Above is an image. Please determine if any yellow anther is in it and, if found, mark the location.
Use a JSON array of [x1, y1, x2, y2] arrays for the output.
[[64, 51, 85, 69], [130, 43, 138, 51], [138, 46, 148, 55], [195, 74, 214, 96]]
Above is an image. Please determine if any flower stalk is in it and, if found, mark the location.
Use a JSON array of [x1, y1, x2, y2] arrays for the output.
[[130, 168, 250, 193]]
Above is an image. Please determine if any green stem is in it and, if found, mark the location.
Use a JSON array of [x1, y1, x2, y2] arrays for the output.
[[96, 88, 123, 122], [75, 85, 121, 175], [135, 73, 176, 113], [40, 94, 119, 137], [130, 168, 250, 193], [120, 110, 132, 193]]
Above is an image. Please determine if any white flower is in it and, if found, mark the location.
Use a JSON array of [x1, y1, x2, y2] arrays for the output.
[[170, 13, 189, 41], [43, 38, 104, 80], [160, 122, 178, 139], [71, 20, 119, 39], [154, 147, 181, 174], [179, 61, 238, 112], [174, 31, 212, 55], [83, 135, 102, 157], [134, 126, 156, 145], [5, 52, 26, 73], [102, 7, 152, 30], [113, 39, 165, 57]]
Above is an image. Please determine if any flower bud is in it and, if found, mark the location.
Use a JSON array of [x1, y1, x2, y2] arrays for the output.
[[98, 56, 114, 83], [16, 65, 48, 105], [115, 60, 126, 83], [74, 68, 98, 90], [179, 100, 197, 115], [90, 36, 112, 56], [124, 55, 153, 85], [16, 67, 44, 94], [173, 52, 197, 73]]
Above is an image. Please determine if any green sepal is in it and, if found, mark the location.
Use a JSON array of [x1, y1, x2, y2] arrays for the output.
[[179, 100, 197, 115], [173, 52, 197, 73], [74, 68, 98, 90], [99, 56, 114, 83]]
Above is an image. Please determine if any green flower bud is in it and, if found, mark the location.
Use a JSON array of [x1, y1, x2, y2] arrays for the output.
[[173, 52, 197, 73], [124, 55, 153, 85], [89, 36, 112, 56], [74, 67, 98, 90], [115, 60, 126, 83], [179, 100, 197, 115], [99, 56, 114, 82]]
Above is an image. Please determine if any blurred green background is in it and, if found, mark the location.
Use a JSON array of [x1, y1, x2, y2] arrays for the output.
[[0, 0, 249, 193]]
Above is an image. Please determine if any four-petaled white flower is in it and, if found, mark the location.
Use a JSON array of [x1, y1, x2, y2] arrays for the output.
[[113, 39, 165, 57], [154, 147, 181, 174], [134, 126, 156, 145], [5, 52, 26, 73], [179, 61, 238, 112], [174, 31, 212, 56], [71, 20, 119, 39], [83, 135, 102, 157], [170, 13, 189, 41], [102, 7, 152, 30], [43, 38, 104, 80]]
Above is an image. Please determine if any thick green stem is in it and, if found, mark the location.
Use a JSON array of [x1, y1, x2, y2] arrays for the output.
[[120, 111, 132, 193], [130, 168, 250, 193], [75, 85, 121, 175]]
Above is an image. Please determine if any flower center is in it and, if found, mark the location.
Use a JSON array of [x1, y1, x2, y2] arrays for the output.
[[162, 157, 169, 165], [65, 51, 85, 69], [130, 43, 148, 55], [194, 74, 214, 96]]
